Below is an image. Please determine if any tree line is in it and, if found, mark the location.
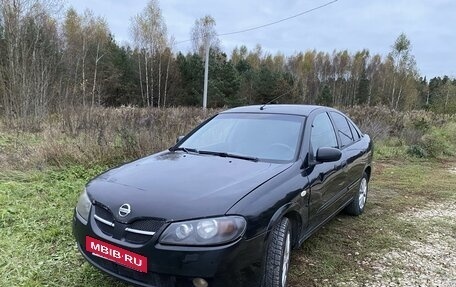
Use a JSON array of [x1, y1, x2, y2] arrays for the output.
[[1, 0, 455, 120]]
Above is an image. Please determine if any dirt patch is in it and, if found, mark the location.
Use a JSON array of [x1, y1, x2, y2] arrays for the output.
[[404, 202, 456, 219], [373, 161, 397, 176], [367, 234, 455, 286], [358, 203, 456, 287], [448, 167, 456, 174]]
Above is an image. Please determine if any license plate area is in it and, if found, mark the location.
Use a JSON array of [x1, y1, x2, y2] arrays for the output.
[[86, 236, 148, 273]]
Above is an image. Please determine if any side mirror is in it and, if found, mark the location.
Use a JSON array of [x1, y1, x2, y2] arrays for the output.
[[176, 135, 185, 144], [316, 147, 341, 163]]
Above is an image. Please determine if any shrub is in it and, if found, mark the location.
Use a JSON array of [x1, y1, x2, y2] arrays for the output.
[[406, 145, 428, 158], [343, 106, 456, 143], [0, 107, 220, 169], [421, 123, 456, 158], [1, 106, 455, 168]]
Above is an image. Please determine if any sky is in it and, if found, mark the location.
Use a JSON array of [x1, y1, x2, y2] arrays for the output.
[[66, 0, 456, 79]]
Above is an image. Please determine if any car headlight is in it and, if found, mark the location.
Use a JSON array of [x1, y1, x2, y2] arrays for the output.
[[75, 189, 92, 224], [159, 216, 246, 246]]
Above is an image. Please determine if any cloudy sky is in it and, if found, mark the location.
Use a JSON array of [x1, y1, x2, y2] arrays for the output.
[[66, 0, 455, 79]]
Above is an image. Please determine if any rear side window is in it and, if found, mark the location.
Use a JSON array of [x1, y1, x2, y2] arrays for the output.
[[330, 112, 354, 147], [311, 113, 338, 156], [349, 119, 363, 138], [349, 121, 360, 141]]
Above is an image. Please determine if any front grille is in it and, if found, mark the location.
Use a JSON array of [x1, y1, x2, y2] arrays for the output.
[[124, 232, 151, 244], [94, 205, 115, 236], [94, 205, 113, 221], [93, 204, 166, 244], [130, 218, 166, 232]]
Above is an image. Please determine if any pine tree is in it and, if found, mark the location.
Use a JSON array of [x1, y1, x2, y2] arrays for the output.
[[318, 85, 333, 106]]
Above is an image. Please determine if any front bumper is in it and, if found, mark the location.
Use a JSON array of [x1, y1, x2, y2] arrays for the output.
[[73, 211, 266, 287]]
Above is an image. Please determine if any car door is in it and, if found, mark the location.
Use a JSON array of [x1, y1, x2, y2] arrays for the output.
[[306, 112, 347, 229], [329, 112, 368, 197], [329, 112, 363, 202]]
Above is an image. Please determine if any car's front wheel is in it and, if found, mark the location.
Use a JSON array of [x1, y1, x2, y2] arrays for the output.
[[263, 217, 291, 287], [345, 172, 369, 215]]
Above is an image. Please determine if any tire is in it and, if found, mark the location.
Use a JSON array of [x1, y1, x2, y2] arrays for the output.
[[263, 217, 292, 287], [344, 172, 369, 216]]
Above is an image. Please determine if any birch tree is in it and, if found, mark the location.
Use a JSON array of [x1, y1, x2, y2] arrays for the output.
[[389, 33, 417, 109], [130, 0, 167, 107], [191, 15, 219, 58], [63, 8, 109, 108], [0, 0, 61, 119]]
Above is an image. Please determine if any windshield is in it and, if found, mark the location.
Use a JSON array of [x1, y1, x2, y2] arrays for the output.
[[179, 113, 305, 162]]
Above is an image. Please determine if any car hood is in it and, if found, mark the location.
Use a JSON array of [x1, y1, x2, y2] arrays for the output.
[[87, 151, 293, 222]]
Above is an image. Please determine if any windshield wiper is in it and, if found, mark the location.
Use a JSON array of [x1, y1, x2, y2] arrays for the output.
[[198, 150, 259, 162], [170, 148, 258, 162], [169, 147, 199, 153]]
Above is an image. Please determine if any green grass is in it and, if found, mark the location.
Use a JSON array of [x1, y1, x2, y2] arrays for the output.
[[0, 158, 455, 286], [0, 166, 128, 287]]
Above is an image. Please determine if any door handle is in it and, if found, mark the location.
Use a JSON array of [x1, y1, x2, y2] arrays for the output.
[[341, 161, 348, 170]]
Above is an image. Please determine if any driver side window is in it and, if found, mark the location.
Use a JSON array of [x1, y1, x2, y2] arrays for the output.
[[311, 113, 338, 156]]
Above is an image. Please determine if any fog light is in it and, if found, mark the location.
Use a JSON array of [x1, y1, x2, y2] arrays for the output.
[[192, 277, 208, 287]]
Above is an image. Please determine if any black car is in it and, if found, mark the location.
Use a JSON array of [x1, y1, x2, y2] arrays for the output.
[[73, 104, 373, 287]]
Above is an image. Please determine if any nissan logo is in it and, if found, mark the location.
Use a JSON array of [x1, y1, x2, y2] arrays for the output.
[[119, 203, 131, 217]]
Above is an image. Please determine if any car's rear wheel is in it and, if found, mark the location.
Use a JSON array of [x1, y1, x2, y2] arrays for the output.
[[344, 172, 369, 216], [263, 217, 291, 287]]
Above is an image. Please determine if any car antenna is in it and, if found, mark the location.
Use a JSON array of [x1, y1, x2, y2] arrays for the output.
[[259, 86, 297, 110]]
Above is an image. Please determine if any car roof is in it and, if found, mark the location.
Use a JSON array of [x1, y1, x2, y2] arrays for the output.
[[221, 104, 327, 116]]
